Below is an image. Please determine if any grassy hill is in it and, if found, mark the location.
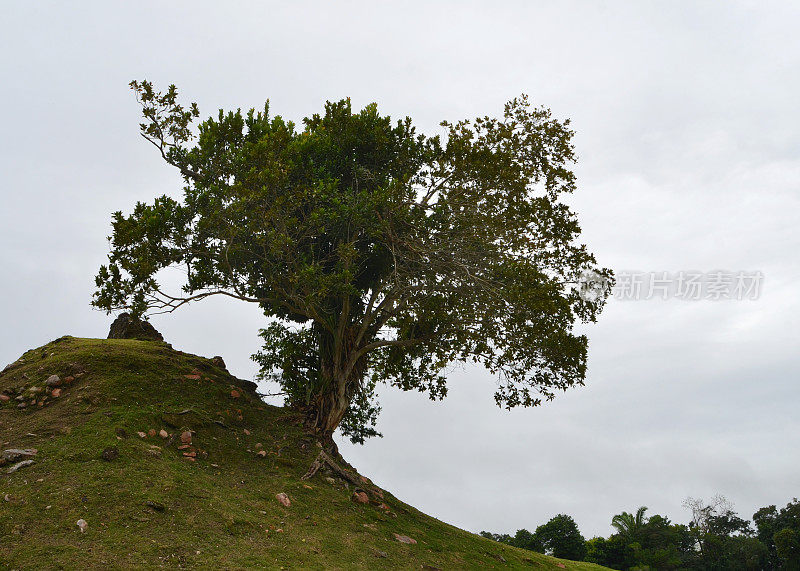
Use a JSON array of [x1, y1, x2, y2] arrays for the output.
[[0, 336, 606, 569]]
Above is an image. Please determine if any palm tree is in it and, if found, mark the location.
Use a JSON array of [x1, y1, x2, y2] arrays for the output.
[[612, 506, 648, 541]]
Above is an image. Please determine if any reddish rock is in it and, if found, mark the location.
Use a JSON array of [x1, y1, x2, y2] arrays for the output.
[[45, 375, 61, 387], [257, 450, 267, 457], [378, 503, 390, 511], [147, 429, 156, 437], [230, 389, 241, 399], [255, 442, 263, 449], [177, 444, 190, 450], [243, 429, 251, 436], [0, 394, 10, 402], [159, 429, 168, 438], [51, 388, 62, 398], [359, 475, 369, 484], [137, 431, 147, 438], [63, 376, 75, 384], [352, 491, 369, 504], [556, 565, 566, 569], [184, 374, 201, 380], [394, 533, 417, 544], [275, 493, 291, 507], [180, 431, 192, 444], [182, 451, 197, 458]]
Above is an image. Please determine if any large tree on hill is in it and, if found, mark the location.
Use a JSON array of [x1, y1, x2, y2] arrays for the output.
[[93, 80, 613, 444]]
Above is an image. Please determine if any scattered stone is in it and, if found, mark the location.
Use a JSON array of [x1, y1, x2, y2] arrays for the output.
[[352, 491, 369, 504], [137, 431, 147, 438], [16, 403, 27, 409], [159, 429, 168, 439], [182, 451, 197, 458], [51, 388, 62, 398], [7, 459, 35, 473], [556, 565, 566, 569], [177, 444, 190, 450], [0, 394, 9, 402], [76, 519, 88, 533], [230, 389, 241, 399], [184, 373, 201, 380], [63, 376, 75, 384], [180, 431, 192, 444], [325, 477, 337, 485], [101, 447, 119, 462], [107, 312, 164, 341], [255, 442, 263, 449], [371, 549, 388, 558], [145, 501, 165, 512], [359, 475, 369, 484], [1, 449, 38, 465], [378, 503, 390, 511], [211, 356, 226, 369], [394, 533, 417, 545], [275, 493, 291, 507], [147, 429, 157, 438], [243, 429, 251, 436], [45, 375, 61, 387], [257, 450, 267, 457]]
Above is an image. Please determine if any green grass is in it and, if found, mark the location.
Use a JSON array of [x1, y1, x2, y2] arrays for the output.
[[0, 336, 607, 570]]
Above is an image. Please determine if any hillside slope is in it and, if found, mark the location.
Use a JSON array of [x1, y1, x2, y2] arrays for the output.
[[0, 336, 606, 570]]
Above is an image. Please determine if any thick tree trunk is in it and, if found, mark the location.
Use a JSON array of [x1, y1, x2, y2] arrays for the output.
[[306, 325, 367, 441]]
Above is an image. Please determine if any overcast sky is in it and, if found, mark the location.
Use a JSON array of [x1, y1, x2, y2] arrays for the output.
[[1, 1, 798, 538]]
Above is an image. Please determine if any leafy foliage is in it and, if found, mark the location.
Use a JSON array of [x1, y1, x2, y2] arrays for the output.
[[94, 80, 612, 440]]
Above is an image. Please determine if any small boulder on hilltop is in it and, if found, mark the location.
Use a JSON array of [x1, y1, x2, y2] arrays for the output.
[[107, 313, 164, 342]]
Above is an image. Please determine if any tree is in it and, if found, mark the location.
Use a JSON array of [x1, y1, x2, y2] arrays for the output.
[[754, 498, 800, 568], [534, 514, 587, 561], [93, 80, 612, 443], [611, 506, 649, 543]]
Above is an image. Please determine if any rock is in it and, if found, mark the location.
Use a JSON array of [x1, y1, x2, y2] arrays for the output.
[[137, 431, 147, 438], [145, 501, 165, 512], [211, 356, 226, 369], [180, 431, 192, 444], [257, 450, 267, 457], [0, 449, 37, 466], [556, 564, 566, 569], [7, 459, 35, 473], [255, 442, 263, 449], [147, 429, 157, 438], [371, 549, 388, 558], [0, 394, 9, 402], [177, 444, 190, 450], [243, 429, 251, 436], [51, 388, 62, 398], [359, 475, 369, 484], [230, 389, 241, 399], [378, 503, 390, 511], [16, 403, 26, 409], [107, 313, 164, 342], [352, 491, 369, 504], [101, 447, 119, 461], [45, 375, 61, 387], [184, 373, 201, 380], [63, 376, 75, 384], [325, 477, 337, 485], [76, 519, 88, 533], [159, 429, 168, 438], [394, 533, 417, 544], [275, 493, 291, 507]]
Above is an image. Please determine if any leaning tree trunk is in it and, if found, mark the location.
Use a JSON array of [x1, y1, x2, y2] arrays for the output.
[[307, 325, 367, 442]]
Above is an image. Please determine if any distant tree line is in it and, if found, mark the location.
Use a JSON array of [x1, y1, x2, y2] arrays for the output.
[[480, 495, 800, 569]]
